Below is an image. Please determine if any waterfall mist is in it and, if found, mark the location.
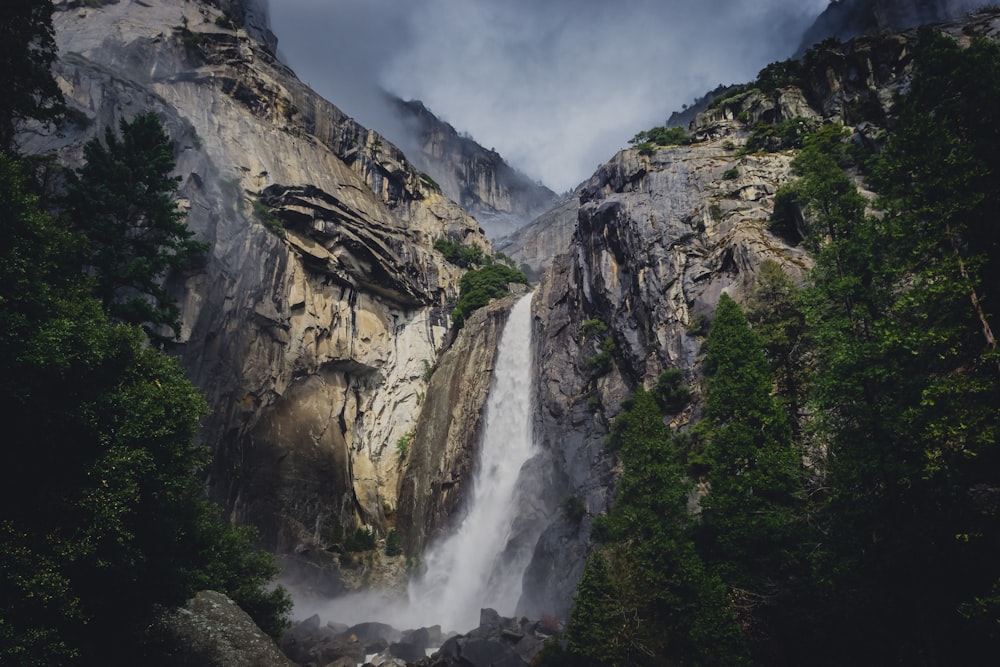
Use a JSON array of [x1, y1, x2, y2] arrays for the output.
[[302, 293, 538, 634]]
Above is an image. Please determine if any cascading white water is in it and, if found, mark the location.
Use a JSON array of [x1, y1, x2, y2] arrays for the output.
[[406, 292, 537, 632], [306, 293, 538, 634]]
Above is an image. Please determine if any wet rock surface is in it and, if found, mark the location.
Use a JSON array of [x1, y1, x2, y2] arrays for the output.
[[281, 609, 551, 667]]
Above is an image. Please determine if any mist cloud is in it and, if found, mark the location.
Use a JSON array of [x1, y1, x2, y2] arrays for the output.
[[269, 0, 829, 192]]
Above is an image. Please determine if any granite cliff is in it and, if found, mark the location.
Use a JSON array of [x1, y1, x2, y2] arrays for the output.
[[26, 0, 1000, 631], [25, 0, 501, 589], [512, 9, 1000, 619], [389, 96, 558, 240]]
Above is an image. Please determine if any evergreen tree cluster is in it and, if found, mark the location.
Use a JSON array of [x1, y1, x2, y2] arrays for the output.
[[547, 27, 1000, 665], [0, 4, 290, 663]]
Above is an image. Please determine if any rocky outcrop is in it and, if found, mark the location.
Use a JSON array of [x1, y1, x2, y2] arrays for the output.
[[427, 608, 551, 667], [494, 194, 579, 280], [798, 0, 991, 53], [28, 0, 489, 575], [390, 97, 558, 239], [397, 293, 525, 556], [157, 591, 296, 667], [518, 133, 810, 620], [515, 6, 1000, 622]]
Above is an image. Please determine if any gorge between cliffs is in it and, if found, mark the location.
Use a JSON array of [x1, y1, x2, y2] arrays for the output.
[[6, 0, 1000, 665]]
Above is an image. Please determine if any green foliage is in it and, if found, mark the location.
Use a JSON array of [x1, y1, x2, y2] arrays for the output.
[[0, 0, 65, 151], [721, 166, 739, 180], [581, 318, 607, 339], [768, 184, 804, 244], [746, 261, 809, 434], [560, 495, 587, 526], [788, 123, 864, 253], [385, 529, 403, 557], [0, 150, 288, 664], [493, 251, 516, 268], [65, 112, 208, 342], [707, 84, 757, 110], [755, 58, 805, 93], [686, 313, 710, 337], [562, 554, 625, 666], [585, 336, 616, 374], [568, 387, 748, 665], [741, 117, 817, 154], [790, 29, 1000, 661], [651, 368, 691, 415], [450, 263, 528, 329], [418, 171, 441, 193], [629, 125, 692, 148], [344, 527, 376, 553], [395, 429, 415, 461], [434, 237, 486, 268], [252, 198, 284, 237], [698, 294, 804, 590]]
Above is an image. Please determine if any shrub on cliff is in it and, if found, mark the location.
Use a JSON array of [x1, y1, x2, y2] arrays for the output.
[[451, 263, 528, 329]]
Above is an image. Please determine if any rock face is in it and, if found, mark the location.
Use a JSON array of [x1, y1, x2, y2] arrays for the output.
[[798, 0, 991, 52], [389, 97, 558, 239], [494, 194, 580, 280], [426, 609, 551, 667], [158, 590, 296, 667], [517, 133, 810, 620], [512, 11, 1000, 620], [28, 0, 491, 577]]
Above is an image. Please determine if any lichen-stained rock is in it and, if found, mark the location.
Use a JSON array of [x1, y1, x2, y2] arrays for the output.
[[157, 590, 296, 667], [28, 0, 488, 568]]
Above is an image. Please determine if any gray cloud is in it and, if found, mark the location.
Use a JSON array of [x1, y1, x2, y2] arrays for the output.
[[269, 0, 829, 192]]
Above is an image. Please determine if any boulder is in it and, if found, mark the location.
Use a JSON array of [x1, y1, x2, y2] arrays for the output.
[[281, 615, 364, 666], [156, 590, 295, 667]]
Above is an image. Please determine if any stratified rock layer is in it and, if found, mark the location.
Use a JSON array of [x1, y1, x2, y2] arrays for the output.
[[31, 0, 489, 572]]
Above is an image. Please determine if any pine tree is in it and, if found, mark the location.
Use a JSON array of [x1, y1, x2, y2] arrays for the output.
[[697, 294, 805, 654], [1, 152, 288, 665], [746, 261, 809, 435], [0, 0, 64, 151], [579, 388, 747, 665], [66, 112, 207, 341]]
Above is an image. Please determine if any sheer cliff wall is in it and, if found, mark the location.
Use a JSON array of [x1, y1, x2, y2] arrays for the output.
[[27, 1, 494, 580]]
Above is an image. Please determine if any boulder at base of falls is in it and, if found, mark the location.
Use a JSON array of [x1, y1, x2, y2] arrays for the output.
[[280, 614, 365, 665], [418, 608, 553, 667], [154, 590, 296, 666]]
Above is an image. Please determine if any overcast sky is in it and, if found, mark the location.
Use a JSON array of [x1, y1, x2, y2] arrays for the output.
[[268, 0, 830, 192]]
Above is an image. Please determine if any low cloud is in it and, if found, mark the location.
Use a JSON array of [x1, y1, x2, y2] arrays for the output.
[[269, 0, 829, 192]]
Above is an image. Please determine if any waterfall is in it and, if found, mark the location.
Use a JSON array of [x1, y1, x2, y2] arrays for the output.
[[407, 292, 537, 632], [306, 293, 539, 634]]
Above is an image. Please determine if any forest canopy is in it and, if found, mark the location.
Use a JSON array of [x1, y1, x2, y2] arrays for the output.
[[0, 4, 290, 662]]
